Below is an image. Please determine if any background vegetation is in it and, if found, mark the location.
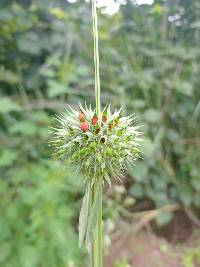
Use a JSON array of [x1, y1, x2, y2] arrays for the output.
[[0, 0, 199, 266]]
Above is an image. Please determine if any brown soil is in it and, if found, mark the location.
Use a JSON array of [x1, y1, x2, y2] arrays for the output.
[[154, 211, 195, 243], [104, 231, 182, 267], [104, 211, 200, 267]]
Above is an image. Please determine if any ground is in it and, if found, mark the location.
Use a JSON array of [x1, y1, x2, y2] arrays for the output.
[[104, 212, 200, 267]]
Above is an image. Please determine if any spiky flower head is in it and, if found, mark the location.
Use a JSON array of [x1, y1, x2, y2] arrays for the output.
[[50, 104, 142, 185]]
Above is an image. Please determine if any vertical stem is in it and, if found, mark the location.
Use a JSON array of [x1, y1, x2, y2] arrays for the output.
[[90, 183, 95, 267], [91, 1, 102, 267], [92, 0, 101, 117], [98, 183, 102, 267], [90, 181, 103, 267]]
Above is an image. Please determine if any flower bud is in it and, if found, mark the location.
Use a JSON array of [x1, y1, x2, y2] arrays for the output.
[[78, 112, 86, 122], [80, 122, 89, 132], [91, 115, 98, 125], [102, 115, 107, 123]]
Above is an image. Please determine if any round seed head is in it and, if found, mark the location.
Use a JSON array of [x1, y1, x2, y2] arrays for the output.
[[50, 104, 143, 184]]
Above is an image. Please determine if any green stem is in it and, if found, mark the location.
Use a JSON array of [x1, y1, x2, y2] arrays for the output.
[[90, 183, 95, 267], [98, 184, 102, 267], [91, 0, 102, 266], [92, 0, 101, 117], [90, 181, 103, 267]]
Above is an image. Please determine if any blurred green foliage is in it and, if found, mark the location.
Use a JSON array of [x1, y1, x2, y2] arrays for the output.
[[114, 258, 131, 267], [182, 242, 200, 267], [0, 163, 84, 267], [0, 0, 200, 266]]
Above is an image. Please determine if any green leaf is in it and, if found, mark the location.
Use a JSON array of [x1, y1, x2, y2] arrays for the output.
[[156, 211, 173, 226], [47, 80, 69, 98], [193, 193, 200, 207], [17, 32, 41, 55], [143, 108, 161, 123], [29, 111, 51, 123], [79, 184, 90, 247], [176, 81, 194, 96], [86, 183, 100, 250], [49, 7, 65, 20], [104, 172, 111, 187], [128, 162, 147, 182], [191, 177, 200, 191], [0, 68, 20, 84], [180, 189, 192, 206], [129, 184, 144, 198], [0, 98, 21, 113], [0, 242, 11, 262], [0, 149, 18, 167], [9, 121, 37, 136], [132, 99, 145, 109]]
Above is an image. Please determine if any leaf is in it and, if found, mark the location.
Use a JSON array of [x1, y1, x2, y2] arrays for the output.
[[47, 80, 69, 98], [0, 242, 11, 262], [193, 194, 200, 207], [0, 98, 21, 113], [0, 149, 18, 167], [128, 162, 148, 182], [104, 172, 111, 187], [9, 121, 37, 136], [180, 189, 192, 206], [143, 108, 161, 123], [156, 211, 173, 226], [153, 4, 163, 15], [17, 32, 42, 55], [49, 7, 65, 20], [79, 184, 90, 248], [86, 183, 101, 250], [129, 184, 144, 198], [191, 177, 200, 191], [176, 81, 194, 96], [29, 111, 51, 123], [132, 99, 146, 109], [0, 68, 20, 84]]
